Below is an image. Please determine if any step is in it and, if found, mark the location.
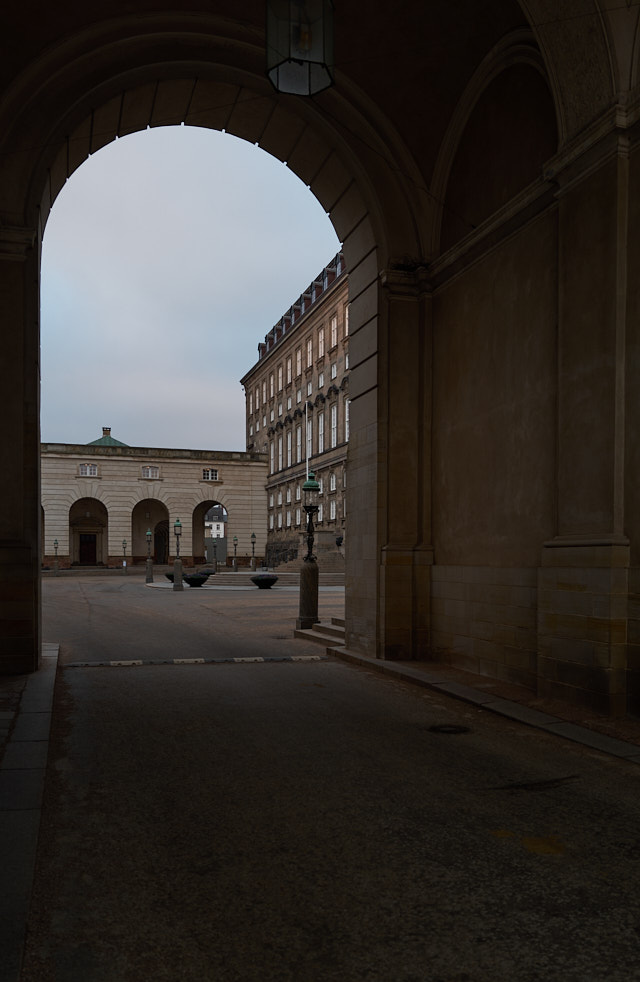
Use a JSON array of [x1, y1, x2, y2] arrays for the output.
[[313, 622, 345, 639], [331, 617, 345, 628], [293, 625, 345, 648]]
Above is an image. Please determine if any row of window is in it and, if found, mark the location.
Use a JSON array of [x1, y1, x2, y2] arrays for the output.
[[78, 464, 219, 481], [268, 401, 350, 474], [269, 498, 341, 530], [249, 370, 347, 436], [268, 470, 344, 508], [248, 309, 348, 413]]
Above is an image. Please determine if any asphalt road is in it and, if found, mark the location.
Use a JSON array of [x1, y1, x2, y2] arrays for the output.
[[21, 578, 640, 981]]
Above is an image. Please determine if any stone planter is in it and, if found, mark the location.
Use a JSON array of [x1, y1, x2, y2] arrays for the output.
[[251, 574, 278, 589], [183, 573, 210, 588]]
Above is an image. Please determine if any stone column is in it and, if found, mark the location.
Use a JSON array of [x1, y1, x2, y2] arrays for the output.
[[0, 226, 40, 673], [377, 267, 433, 660], [538, 134, 631, 714]]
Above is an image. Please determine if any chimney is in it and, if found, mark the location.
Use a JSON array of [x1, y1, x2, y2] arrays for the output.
[[102, 427, 111, 437]]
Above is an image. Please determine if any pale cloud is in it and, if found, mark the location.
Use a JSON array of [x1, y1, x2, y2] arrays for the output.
[[41, 126, 340, 451]]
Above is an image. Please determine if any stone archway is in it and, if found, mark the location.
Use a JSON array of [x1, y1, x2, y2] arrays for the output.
[[69, 497, 109, 566], [132, 499, 170, 564]]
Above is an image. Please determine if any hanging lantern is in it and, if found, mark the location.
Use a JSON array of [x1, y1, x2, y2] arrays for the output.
[[266, 0, 334, 96]]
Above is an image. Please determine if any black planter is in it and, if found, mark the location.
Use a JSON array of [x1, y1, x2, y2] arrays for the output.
[[183, 573, 210, 588], [251, 574, 278, 589]]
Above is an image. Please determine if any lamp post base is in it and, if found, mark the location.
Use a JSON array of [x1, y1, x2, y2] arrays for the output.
[[296, 560, 319, 629], [145, 558, 154, 584], [172, 558, 184, 591]]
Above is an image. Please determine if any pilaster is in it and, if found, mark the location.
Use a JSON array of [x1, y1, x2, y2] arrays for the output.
[[0, 226, 40, 673]]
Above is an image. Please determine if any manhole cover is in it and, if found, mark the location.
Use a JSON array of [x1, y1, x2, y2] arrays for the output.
[[428, 724, 471, 735]]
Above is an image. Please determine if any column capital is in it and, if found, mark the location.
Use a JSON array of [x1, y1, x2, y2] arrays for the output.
[[380, 262, 431, 299], [0, 225, 36, 261]]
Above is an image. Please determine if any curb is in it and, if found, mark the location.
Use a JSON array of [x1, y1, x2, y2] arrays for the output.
[[330, 646, 640, 765], [65, 655, 327, 668], [0, 643, 59, 982]]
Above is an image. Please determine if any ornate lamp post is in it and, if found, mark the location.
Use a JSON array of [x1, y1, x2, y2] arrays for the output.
[[296, 471, 320, 629], [173, 518, 183, 592], [145, 527, 154, 584], [53, 539, 59, 576], [233, 535, 238, 571], [122, 538, 127, 574], [250, 532, 257, 571]]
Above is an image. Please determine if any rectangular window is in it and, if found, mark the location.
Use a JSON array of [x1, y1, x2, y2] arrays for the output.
[[318, 503, 323, 523], [295, 484, 301, 501], [79, 463, 98, 477], [263, 415, 266, 427], [307, 337, 313, 367], [249, 392, 253, 414], [287, 430, 292, 467], [286, 510, 291, 528], [295, 347, 302, 376], [278, 402, 283, 417], [318, 476, 323, 495], [345, 398, 350, 441], [296, 388, 302, 404], [330, 472, 336, 491], [270, 409, 274, 422], [142, 466, 159, 479], [345, 352, 349, 370], [278, 436, 283, 471], [344, 303, 349, 336], [249, 424, 253, 437], [306, 418, 312, 459], [318, 371, 324, 388], [277, 490, 283, 506], [287, 396, 292, 410], [286, 357, 292, 384], [202, 468, 218, 481], [269, 374, 274, 398], [286, 487, 291, 503], [307, 380, 313, 396], [330, 313, 338, 348], [277, 365, 283, 391], [318, 412, 324, 453], [330, 499, 337, 520], [318, 327, 325, 358], [270, 442, 274, 474], [256, 418, 260, 432], [269, 514, 274, 530], [331, 404, 337, 448], [277, 512, 282, 529], [255, 386, 260, 410], [295, 507, 301, 526], [331, 362, 337, 379], [296, 425, 302, 463], [262, 381, 267, 403], [269, 493, 274, 507]]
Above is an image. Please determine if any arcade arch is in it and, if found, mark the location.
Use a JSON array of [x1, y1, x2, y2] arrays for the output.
[[193, 501, 228, 565], [69, 497, 109, 566], [2, 4, 633, 713], [131, 499, 170, 564]]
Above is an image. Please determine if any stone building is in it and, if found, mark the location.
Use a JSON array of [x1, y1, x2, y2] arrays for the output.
[[4, 4, 640, 713], [240, 252, 348, 568], [41, 428, 267, 568]]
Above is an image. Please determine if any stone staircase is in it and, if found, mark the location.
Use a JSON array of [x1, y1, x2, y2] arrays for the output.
[[294, 616, 346, 648]]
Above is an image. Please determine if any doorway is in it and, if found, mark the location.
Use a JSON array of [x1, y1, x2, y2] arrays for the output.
[[79, 533, 97, 565]]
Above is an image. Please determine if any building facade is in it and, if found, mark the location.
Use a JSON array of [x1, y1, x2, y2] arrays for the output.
[[241, 253, 349, 568], [41, 428, 267, 568]]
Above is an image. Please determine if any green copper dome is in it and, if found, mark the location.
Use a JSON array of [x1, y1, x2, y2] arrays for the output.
[[87, 427, 129, 447]]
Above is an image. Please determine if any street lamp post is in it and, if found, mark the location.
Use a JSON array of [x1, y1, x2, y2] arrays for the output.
[[296, 471, 320, 629], [250, 532, 257, 571], [173, 518, 183, 591], [53, 539, 59, 576], [122, 539, 127, 574], [211, 536, 217, 574], [233, 535, 238, 571], [145, 527, 154, 584]]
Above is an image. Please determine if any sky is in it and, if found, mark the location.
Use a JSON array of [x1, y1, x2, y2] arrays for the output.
[[41, 124, 340, 451]]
